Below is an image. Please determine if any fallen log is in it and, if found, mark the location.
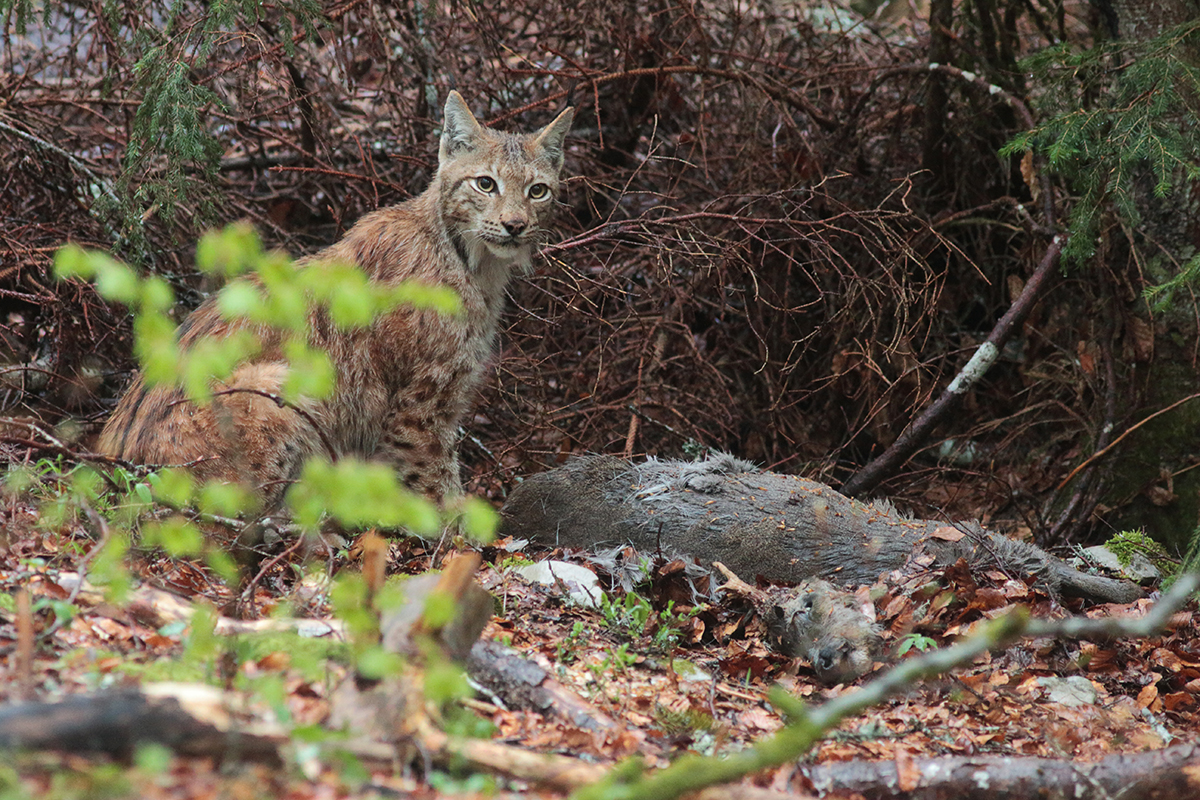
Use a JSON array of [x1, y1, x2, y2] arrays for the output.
[[500, 454, 1143, 605], [466, 640, 618, 732], [0, 684, 285, 763], [802, 742, 1200, 800]]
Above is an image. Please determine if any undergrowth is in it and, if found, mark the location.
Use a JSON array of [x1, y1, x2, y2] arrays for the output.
[[3, 223, 499, 785]]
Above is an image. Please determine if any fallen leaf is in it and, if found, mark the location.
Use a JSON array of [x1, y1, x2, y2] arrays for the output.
[[930, 526, 965, 542], [1128, 316, 1154, 361], [895, 749, 920, 791], [257, 651, 291, 671], [1163, 692, 1196, 712]]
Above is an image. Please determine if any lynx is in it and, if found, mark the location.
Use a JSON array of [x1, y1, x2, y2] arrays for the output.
[[99, 92, 574, 509]]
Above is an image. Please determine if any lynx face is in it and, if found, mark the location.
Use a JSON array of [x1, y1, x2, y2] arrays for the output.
[[436, 93, 573, 271]]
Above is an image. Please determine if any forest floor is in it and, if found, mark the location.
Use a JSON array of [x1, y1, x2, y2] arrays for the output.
[[1, 467, 1197, 800]]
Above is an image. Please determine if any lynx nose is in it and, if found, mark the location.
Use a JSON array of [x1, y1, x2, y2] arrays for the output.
[[502, 219, 527, 236]]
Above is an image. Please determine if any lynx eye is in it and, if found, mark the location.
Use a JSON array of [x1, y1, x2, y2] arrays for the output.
[[528, 183, 550, 200], [474, 176, 497, 193]]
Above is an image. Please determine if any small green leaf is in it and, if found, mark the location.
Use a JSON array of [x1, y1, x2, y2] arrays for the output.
[[181, 330, 262, 403], [268, 284, 310, 333], [183, 604, 219, 662], [329, 283, 376, 328], [217, 281, 266, 321], [134, 742, 173, 774], [94, 262, 141, 305], [139, 276, 176, 314], [424, 659, 470, 705], [456, 496, 498, 544], [205, 549, 240, 584], [355, 646, 405, 680], [149, 467, 194, 507], [389, 281, 463, 315], [281, 338, 335, 401], [91, 534, 132, 603], [145, 516, 205, 557], [197, 481, 254, 517], [256, 252, 300, 289], [4, 466, 34, 496], [52, 244, 98, 280], [422, 590, 456, 629], [196, 222, 263, 276], [388, 492, 441, 535], [134, 312, 181, 386], [70, 467, 104, 502]]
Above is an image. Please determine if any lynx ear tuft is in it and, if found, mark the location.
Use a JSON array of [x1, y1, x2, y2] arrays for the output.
[[532, 106, 575, 170], [440, 91, 485, 160]]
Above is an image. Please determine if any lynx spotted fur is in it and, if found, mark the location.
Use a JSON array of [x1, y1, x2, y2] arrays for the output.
[[99, 92, 574, 508]]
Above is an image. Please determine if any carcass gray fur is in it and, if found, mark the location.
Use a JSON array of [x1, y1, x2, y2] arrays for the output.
[[500, 453, 1143, 605]]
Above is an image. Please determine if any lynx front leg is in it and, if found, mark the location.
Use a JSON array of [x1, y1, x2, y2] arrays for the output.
[[208, 362, 325, 509], [376, 418, 463, 505]]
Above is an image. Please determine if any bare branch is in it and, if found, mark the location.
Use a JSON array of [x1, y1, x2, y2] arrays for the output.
[[841, 236, 1065, 497]]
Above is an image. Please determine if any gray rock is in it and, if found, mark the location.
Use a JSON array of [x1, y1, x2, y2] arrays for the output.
[[511, 560, 603, 608], [1037, 676, 1097, 707], [1081, 545, 1160, 582]]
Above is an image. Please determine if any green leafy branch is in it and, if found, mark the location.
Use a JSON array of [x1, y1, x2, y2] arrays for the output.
[[572, 572, 1200, 800], [23, 0, 330, 257]]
